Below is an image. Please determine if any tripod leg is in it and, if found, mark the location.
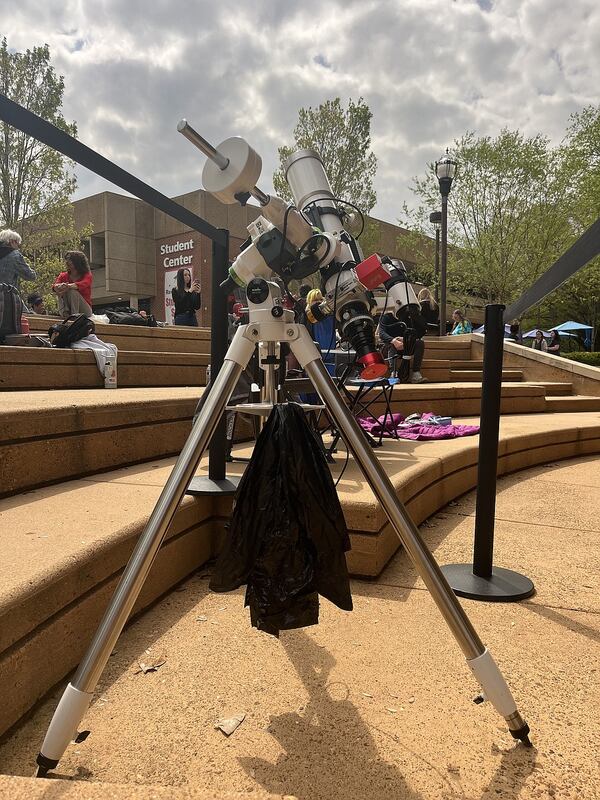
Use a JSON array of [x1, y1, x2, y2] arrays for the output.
[[36, 330, 255, 776], [294, 336, 530, 745]]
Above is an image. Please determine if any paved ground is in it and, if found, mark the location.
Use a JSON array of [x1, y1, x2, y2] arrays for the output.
[[1, 456, 599, 799]]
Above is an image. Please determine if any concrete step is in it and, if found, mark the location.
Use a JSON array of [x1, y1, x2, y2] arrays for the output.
[[536, 382, 575, 396], [344, 381, 548, 419], [423, 343, 472, 361], [0, 346, 208, 390], [419, 357, 523, 382], [447, 369, 523, 382], [26, 315, 211, 354], [0, 387, 202, 497], [546, 395, 600, 411]]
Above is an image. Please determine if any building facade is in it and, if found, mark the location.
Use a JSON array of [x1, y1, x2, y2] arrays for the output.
[[72, 189, 430, 325]]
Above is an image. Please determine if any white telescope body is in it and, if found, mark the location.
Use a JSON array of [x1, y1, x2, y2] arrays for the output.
[[284, 149, 354, 263]]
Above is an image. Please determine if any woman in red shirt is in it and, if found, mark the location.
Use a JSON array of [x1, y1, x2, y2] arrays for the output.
[[52, 250, 93, 318]]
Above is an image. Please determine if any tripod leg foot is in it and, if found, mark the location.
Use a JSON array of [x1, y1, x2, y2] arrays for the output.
[[468, 649, 531, 745], [509, 719, 532, 747], [35, 682, 93, 777], [35, 753, 58, 778]]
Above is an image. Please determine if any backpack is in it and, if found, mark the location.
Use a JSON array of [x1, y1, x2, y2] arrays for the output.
[[0, 283, 23, 342], [105, 308, 158, 327], [48, 314, 95, 348]]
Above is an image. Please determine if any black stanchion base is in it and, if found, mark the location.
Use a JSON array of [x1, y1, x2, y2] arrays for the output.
[[441, 564, 535, 602], [186, 476, 241, 497]]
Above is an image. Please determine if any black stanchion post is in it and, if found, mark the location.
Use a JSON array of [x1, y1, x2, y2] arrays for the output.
[[441, 304, 535, 601], [473, 303, 504, 578], [187, 229, 240, 496], [208, 230, 229, 481]]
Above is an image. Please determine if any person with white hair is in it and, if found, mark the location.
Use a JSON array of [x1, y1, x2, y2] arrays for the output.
[[0, 229, 37, 296]]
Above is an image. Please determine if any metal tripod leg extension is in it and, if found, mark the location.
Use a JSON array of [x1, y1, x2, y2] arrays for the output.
[[290, 326, 531, 746], [35, 328, 256, 777]]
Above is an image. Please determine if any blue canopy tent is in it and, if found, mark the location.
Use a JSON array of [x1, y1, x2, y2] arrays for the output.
[[473, 324, 512, 334], [550, 320, 594, 350], [522, 329, 577, 339]]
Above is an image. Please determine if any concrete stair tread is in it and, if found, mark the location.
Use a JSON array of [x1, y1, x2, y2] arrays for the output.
[[0, 347, 209, 390], [1, 411, 599, 738], [546, 395, 600, 411], [531, 381, 574, 395], [0, 385, 203, 417], [422, 359, 485, 368], [0, 346, 208, 364], [0, 387, 205, 497], [448, 369, 523, 380]]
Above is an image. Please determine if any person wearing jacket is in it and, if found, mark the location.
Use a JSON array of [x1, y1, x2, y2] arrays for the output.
[[52, 250, 93, 318], [547, 330, 561, 356], [171, 267, 201, 326], [450, 309, 473, 335], [0, 229, 36, 307], [532, 330, 548, 352], [378, 305, 428, 383]]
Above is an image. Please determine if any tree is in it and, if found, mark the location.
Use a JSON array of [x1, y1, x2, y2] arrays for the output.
[[545, 105, 600, 347], [272, 97, 378, 217], [0, 40, 86, 311], [561, 104, 600, 231], [401, 130, 573, 307], [0, 39, 77, 231]]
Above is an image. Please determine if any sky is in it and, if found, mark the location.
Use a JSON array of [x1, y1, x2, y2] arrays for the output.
[[3, 0, 599, 225]]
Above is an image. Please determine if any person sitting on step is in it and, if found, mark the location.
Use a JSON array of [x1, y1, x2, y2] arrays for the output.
[[52, 250, 93, 319], [450, 309, 472, 335], [378, 304, 428, 384]]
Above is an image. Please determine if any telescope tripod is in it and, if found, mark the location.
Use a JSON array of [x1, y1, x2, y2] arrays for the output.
[[36, 289, 531, 777]]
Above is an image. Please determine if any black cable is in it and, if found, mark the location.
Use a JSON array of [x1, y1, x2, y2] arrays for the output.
[[303, 197, 365, 239], [334, 435, 350, 488], [279, 203, 295, 268], [297, 231, 333, 270]]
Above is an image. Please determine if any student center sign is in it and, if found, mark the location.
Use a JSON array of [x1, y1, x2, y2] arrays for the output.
[[68, 188, 418, 325], [162, 238, 195, 325]]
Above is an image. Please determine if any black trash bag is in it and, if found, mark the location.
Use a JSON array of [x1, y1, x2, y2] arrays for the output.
[[210, 402, 353, 636]]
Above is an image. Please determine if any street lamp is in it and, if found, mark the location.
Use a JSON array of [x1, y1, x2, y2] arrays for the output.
[[429, 210, 441, 306], [435, 150, 458, 336]]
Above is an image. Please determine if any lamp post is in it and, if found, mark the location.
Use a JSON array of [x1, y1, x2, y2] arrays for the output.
[[429, 210, 441, 305], [435, 151, 457, 336]]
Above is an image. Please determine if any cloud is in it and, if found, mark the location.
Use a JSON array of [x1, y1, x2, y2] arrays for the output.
[[3, 0, 599, 225]]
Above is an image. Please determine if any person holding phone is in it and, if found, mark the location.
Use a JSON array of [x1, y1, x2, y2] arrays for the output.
[[52, 250, 93, 318], [172, 267, 201, 326]]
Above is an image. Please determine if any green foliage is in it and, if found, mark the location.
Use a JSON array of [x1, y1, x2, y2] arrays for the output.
[[21, 208, 93, 313], [273, 97, 377, 216], [0, 40, 86, 312], [561, 105, 600, 230], [356, 217, 381, 260], [562, 351, 600, 367], [401, 130, 573, 306], [543, 106, 600, 349], [0, 39, 77, 230]]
